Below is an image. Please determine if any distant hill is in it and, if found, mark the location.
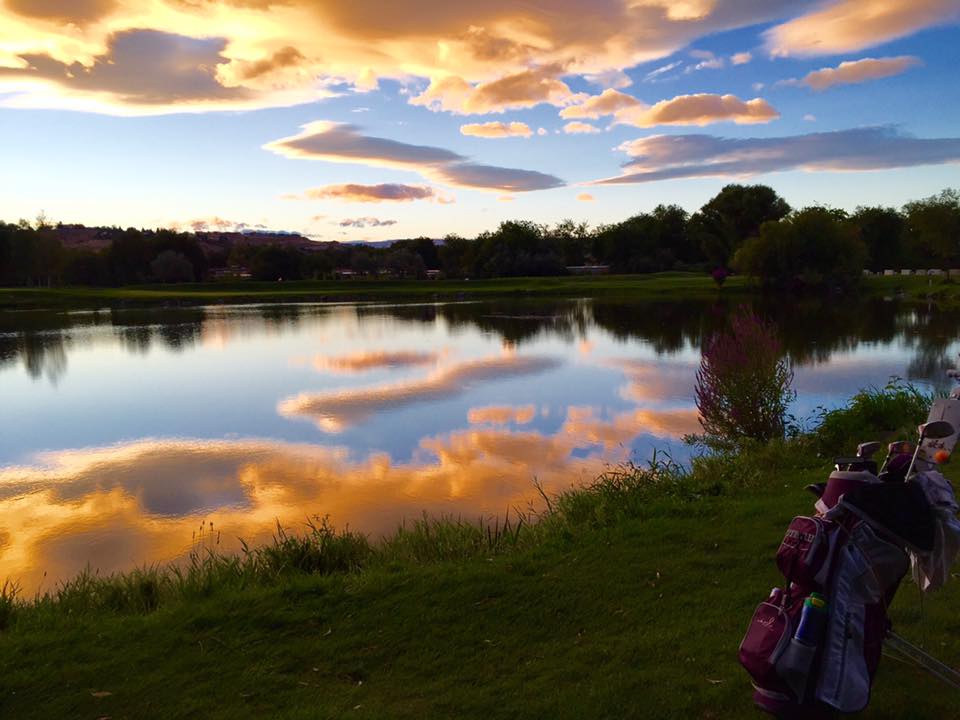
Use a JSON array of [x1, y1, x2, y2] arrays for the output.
[[54, 224, 321, 255], [347, 238, 442, 249]]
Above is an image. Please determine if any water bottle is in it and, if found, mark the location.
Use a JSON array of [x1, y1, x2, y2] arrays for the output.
[[794, 593, 829, 646]]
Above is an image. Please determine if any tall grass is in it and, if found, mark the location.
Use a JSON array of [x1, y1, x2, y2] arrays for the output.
[[812, 377, 933, 455]]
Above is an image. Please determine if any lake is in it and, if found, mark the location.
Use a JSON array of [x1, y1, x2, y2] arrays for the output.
[[2, 296, 958, 591]]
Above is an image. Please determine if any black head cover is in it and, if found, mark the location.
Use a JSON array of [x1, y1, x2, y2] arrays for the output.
[[840, 481, 936, 553]]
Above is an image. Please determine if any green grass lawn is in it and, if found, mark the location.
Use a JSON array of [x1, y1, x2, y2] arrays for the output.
[[0, 273, 746, 309], [3, 272, 960, 311]]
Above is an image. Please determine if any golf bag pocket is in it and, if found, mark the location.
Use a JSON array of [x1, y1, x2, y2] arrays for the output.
[[775, 638, 818, 701], [739, 601, 792, 692], [777, 516, 834, 586]]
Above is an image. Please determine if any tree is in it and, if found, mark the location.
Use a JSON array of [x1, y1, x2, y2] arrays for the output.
[[0, 222, 64, 286], [592, 205, 693, 273], [109, 229, 152, 285], [848, 206, 904, 271], [695, 309, 795, 446], [438, 234, 473, 278], [471, 221, 563, 277], [64, 250, 112, 286], [733, 207, 865, 287], [392, 237, 440, 270], [689, 184, 791, 269], [150, 250, 195, 283], [385, 248, 427, 278], [249, 246, 303, 281], [902, 189, 960, 269], [546, 219, 592, 266]]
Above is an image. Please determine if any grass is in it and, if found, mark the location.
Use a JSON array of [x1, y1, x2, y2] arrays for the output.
[[4, 272, 960, 311], [0, 273, 748, 309], [1, 386, 959, 718], [862, 273, 960, 306]]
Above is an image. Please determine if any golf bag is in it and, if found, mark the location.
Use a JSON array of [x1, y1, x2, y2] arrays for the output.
[[739, 494, 908, 716], [740, 372, 960, 717]]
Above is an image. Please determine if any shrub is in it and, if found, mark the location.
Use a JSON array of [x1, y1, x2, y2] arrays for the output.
[[694, 308, 795, 447], [150, 250, 194, 283], [813, 378, 932, 455]]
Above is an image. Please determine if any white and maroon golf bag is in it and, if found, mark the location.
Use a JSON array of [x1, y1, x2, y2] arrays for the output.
[[739, 374, 960, 717]]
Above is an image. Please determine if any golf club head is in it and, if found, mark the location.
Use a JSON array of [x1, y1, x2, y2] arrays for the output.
[[887, 441, 913, 455], [919, 420, 956, 440], [857, 441, 882, 458]]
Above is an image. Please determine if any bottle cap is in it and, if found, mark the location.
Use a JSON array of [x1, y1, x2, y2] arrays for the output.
[[806, 594, 828, 610]]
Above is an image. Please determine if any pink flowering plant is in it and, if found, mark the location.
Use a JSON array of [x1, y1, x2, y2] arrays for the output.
[[694, 308, 795, 448]]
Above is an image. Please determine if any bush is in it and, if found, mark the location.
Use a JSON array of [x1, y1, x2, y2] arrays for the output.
[[813, 378, 932, 455], [150, 250, 195, 283], [694, 308, 795, 447]]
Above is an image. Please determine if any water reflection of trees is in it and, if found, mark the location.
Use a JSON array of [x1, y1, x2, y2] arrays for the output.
[[438, 300, 591, 345], [1, 297, 958, 386]]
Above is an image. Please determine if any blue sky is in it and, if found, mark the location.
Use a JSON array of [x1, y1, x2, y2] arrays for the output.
[[0, 1, 958, 240]]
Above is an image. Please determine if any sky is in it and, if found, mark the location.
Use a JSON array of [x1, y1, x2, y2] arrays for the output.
[[0, 0, 959, 242]]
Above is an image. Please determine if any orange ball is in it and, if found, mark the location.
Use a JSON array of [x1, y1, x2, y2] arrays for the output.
[[934, 450, 951, 465]]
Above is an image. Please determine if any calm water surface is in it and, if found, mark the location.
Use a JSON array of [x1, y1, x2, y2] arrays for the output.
[[2, 297, 957, 590]]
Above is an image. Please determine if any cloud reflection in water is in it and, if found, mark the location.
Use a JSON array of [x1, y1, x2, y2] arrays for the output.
[[278, 353, 560, 431], [0, 399, 699, 592]]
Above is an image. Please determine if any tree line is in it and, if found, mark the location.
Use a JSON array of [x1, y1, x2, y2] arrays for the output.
[[1, 185, 957, 287]]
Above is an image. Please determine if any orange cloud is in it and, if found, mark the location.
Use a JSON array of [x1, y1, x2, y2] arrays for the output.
[[467, 405, 537, 426], [561, 90, 777, 128], [460, 121, 533, 138], [560, 88, 642, 119], [0, 1, 826, 113], [410, 65, 580, 114], [313, 350, 439, 373], [766, 0, 960, 57], [298, 183, 439, 203], [563, 121, 601, 134], [5, 0, 116, 23], [616, 93, 779, 127], [802, 56, 922, 90], [576, 193, 595, 202]]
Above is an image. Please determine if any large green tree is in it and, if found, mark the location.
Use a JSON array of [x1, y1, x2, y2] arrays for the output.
[[902, 189, 960, 269], [848, 206, 904, 271], [733, 206, 865, 287], [689, 184, 791, 269]]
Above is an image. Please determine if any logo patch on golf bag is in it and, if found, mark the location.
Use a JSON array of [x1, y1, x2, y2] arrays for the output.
[[776, 516, 836, 586]]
